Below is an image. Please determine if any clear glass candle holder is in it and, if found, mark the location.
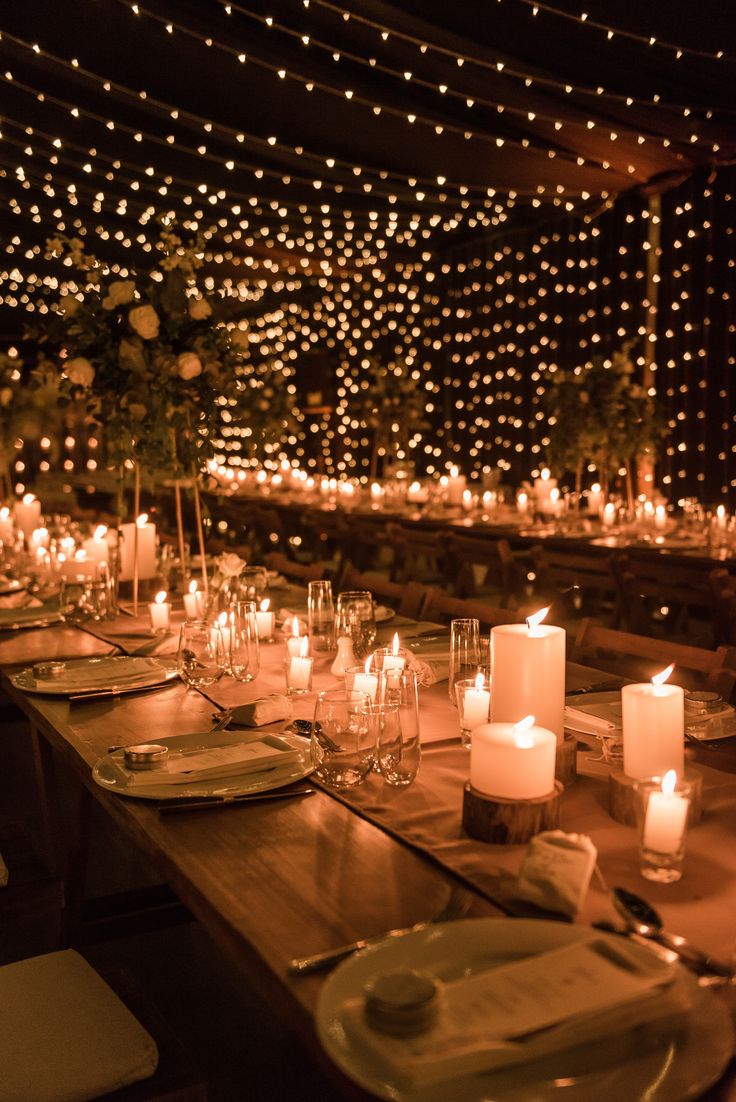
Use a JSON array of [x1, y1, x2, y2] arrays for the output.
[[454, 674, 491, 748], [284, 653, 314, 695], [634, 774, 693, 883], [449, 617, 481, 704]]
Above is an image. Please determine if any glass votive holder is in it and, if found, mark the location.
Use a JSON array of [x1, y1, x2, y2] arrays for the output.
[[370, 645, 408, 674], [284, 653, 314, 695], [345, 663, 379, 703], [367, 702, 420, 788], [634, 772, 693, 884], [454, 674, 491, 749]]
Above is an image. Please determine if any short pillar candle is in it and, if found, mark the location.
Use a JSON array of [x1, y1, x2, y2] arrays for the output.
[[622, 665, 684, 780], [490, 610, 565, 743], [470, 717, 556, 801]]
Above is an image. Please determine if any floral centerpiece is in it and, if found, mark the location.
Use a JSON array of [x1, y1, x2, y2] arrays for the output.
[[542, 344, 666, 502], [207, 551, 247, 614]]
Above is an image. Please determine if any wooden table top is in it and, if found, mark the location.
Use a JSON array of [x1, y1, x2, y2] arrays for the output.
[[1, 617, 734, 1100]]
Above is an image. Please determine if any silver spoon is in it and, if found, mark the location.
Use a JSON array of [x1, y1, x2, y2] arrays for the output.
[[613, 887, 734, 983]]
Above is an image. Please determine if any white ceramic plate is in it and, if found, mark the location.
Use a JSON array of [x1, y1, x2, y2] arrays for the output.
[[316, 918, 733, 1102], [374, 605, 396, 623], [92, 730, 313, 800], [10, 656, 176, 696]]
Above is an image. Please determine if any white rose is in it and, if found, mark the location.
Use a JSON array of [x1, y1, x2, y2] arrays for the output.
[[188, 297, 212, 320], [66, 357, 95, 388], [0, 387, 13, 407], [216, 552, 246, 578], [128, 304, 160, 340], [103, 280, 136, 310], [177, 352, 202, 380]]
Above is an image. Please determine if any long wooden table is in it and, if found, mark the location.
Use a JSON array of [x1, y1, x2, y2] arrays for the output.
[[1, 613, 735, 1100]]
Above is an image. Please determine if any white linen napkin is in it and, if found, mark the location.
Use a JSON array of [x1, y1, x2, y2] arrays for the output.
[[228, 694, 293, 727], [341, 936, 682, 1090], [404, 640, 451, 685], [511, 830, 598, 917]]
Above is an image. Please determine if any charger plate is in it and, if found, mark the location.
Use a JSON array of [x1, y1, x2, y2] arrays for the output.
[[317, 917, 733, 1102], [10, 656, 176, 695]]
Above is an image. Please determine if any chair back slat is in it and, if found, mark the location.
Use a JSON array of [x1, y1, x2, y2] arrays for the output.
[[420, 588, 525, 629]]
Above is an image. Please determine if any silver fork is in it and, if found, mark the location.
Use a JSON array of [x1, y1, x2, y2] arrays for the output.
[[287, 888, 470, 976]]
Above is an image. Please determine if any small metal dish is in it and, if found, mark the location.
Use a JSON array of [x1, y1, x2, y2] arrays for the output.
[[684, 690, 723, 716], [32, 661, 66, 680], [123, 743, 169, 770]]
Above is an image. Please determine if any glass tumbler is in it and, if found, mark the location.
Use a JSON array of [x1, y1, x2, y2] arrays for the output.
[[336, 590, 376, 659], [449, 617, 481, 703], [177, 618, 226, 689], [240, 566, 269, 601], [374, 669, 421, 785], [634, 773, 693, 883], [311, 689, 373, 788], [308, 579, 335, 652], [229, 600, 260, 683]]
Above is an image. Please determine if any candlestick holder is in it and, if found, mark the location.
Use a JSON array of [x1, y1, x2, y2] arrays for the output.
[[462, 781, 563, 845], [608, 767, 702, 827]]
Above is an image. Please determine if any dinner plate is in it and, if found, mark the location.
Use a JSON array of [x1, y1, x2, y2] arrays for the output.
[[0, 610, 64, 630], [10, 656, 177, 696], [374, 605, 395, 623], [92, 729, 313, 800], [316, 918, 733, 1102], [567, 691, 736, 742]]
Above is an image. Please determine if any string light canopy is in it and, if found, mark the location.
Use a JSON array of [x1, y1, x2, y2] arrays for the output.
[[0, 0, 734, 499]]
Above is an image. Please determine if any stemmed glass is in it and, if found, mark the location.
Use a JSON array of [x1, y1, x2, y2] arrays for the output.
[[177, 618, 226, 689], [336, 590, 376, 659]]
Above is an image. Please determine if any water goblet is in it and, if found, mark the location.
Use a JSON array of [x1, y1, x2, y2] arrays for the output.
[[177, 618, 226, 689]]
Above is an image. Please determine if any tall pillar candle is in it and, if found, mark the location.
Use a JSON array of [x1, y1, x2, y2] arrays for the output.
[[119, 517, 157, 580], [13, 494, 42, 542], [490, 618, 565, 743], [622, 679, 684, 780], [470, 719, 556, 800]]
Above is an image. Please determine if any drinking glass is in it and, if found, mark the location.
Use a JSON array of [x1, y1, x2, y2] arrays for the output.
[[634, 775, 693, 883], [229, 600, 260, 683], [177, 619, 225, 689], [336, 590, 376, 659], [374, 669, 421, 785], [240, 566, 269, 601], [308, 579, 335, 652], [59, 575, 93, 624], [455, 674, 491, 748], [311, 689, 373, 788], [449, 617, 481, 703]]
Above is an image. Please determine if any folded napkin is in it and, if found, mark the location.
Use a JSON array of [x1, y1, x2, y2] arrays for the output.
[[341, 935, 682, 1090], [405, 650, 450, 686], [0, 949, 158, 1102], [227, 694, 293, 728], [278, 608, 308, 633], [122, 734, 300, 789], [511, 830, 598, 917]]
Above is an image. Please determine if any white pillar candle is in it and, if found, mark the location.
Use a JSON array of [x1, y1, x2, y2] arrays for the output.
[[183, 580, 205, 619], [715, 504, 728, 530], [587, 483, 603, 516], [81, 525, 110, 568], [13, 494, 42, 542], [471, 716, 556, 800], [622, 666, 684, 780], [0, 507, 14, 544], [601, 502, 616, 528], [643, 771, 689, 854], [446, 467, 466, 507], [286, 617, 306, 657], [490, 611, 565, 743], [516, 491, 529, 514], [462, 672, 491, 730], [287, 638, 313, 692], [654, 504, 667, 531], [534, 469, 556, 507], [119, 515, 157, 580], [149, 590, 171, 634], [255, 598, 275, 640]]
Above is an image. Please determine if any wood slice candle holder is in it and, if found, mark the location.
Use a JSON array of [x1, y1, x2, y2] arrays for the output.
[[555, 735, 577, 787], [462, 781, 563, 845], [608, 767, 703, 827]]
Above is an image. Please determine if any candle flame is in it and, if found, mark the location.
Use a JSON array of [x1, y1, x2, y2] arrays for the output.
[[260, 598, 270, 612], [218, 611, 228, 627], [526, 606, 549, 634], [391, 632, 400, 655], [517, 491, 528, 504], [292, 616, 300, 638], [136, 513, 148, 527], [549, 487, 560, 502], [0, 507, 8, 520], [22, 492, 35, 505], [450, 465, 459, 478], [717, 504, 726, 519], [514, 714, 536, 748], [603, 502, 615, 515], [371, 482, 381, 495], [474, 672, 485, 691], [591, 482, 601, 493], [32, 527, 47, 543], [540, 467, 550, 481], [74, 549, 88, 561], [93, 524, 107, 540], [514, 715, 536, 734], [652, 663, 674, 687], [299, 636, 309, 658], [154, 590, 167, 605], [661, 769, 677, 796], [188, 579, 198, 595]]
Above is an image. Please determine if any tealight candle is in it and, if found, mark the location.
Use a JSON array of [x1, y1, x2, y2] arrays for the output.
[[446, 466, 466, 507], [119, 514, 157, 581], [462, 672, 491, 730], [149, 590, 171, 634], [183, 580, 205, 620], [642, 770, 689, 855], [516, 490, 529, 514], [471, 716, 556, 800], [255, 598, 276, 641], [534, 468, 556, 508], [379, 632, 405, 673], [286, 616, 306, 657], [622, 665, 684, 780], [13, 494, 42, 542], [351, 658, 379, 703], [286, 637, 313, 694], [601, 502, 616, 528], [587, 483, 603, 516], [0, 506, 14, 544], [654, 504, 667, 532], [490, 609, 565, 743], [59, 550, 97, 579], [218, 610, 234, 654], [81, 524, 110, 568]]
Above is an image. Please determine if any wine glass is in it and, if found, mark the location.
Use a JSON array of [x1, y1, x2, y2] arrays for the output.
[[177, 618, 225, 689]]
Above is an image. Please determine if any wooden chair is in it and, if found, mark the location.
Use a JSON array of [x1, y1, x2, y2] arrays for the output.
[[337, 562, 429, 619], [386, 523, 447, 585], [612, 551, 717, 642], [340, 515, 394, 573], [710, 568, 736, 647], [532, 545, 622, 625], [570, 617, 736, 700], [444, 531, 521, 606], [420, 588, 525, 629], [265, 551, 331, 584]]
